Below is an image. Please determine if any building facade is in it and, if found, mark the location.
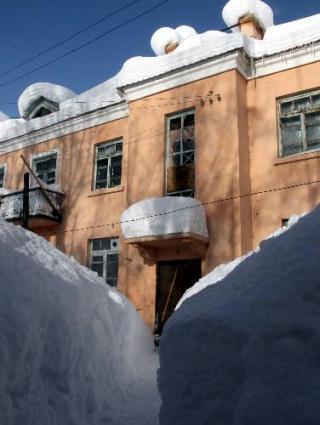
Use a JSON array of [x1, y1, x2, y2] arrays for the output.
[[0, 0, 320, 334]]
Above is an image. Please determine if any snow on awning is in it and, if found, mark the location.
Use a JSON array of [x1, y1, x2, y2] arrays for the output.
[[121, 197, 209, 260]]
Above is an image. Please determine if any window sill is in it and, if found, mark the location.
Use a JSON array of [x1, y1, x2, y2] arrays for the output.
[[274, 149, 320, 166], [88, 185, 124, 197]]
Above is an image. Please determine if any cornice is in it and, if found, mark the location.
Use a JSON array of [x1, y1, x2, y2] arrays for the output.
[[119, 50, 251, 101], [119, 43, 320, 101], [0, 101, 128, 155]]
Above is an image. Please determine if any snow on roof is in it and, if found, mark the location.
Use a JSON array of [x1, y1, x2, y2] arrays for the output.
[[121, 197, 209, 240], [222, 0, 274, 32], [18, 82, 76, 117], [0, 218, 160, 424], [0, 11, 319, 143], [159, 205, 320, 424], [150, 25, 197, 56]]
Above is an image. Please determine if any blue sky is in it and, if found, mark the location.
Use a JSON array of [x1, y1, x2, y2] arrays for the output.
[[0, 0, 318, 117]]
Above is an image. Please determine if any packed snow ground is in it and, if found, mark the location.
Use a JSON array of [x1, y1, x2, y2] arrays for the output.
[[0, 218, 160, 425], [159, 206, 320, 425]]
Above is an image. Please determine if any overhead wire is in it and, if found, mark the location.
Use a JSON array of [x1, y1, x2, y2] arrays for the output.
[[0, 0, 173, 90], [35, 177, 320, 236], [0, 0, 143, 80]]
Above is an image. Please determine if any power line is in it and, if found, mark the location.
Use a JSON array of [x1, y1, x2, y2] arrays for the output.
[[0, 94, 220, 125], [0, 0, 143, 80], [0, 0, 173, 90], [36, 177, 320, 236]]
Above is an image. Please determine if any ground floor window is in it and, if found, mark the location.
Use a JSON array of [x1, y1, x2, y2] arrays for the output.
[[89, 237, 119, 287], [155, 259, 201, 338]]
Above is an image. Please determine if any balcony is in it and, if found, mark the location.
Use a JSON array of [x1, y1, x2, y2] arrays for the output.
[[0, 187, 64, 228], [121, 197, 209, 261]]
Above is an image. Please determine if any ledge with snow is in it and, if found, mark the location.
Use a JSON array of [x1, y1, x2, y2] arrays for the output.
[[121, 197, 209, 261]]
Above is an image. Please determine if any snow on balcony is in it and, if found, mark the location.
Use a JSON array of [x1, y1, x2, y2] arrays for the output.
[[0, 187, 64, 226], [121, 197, 209, 259]]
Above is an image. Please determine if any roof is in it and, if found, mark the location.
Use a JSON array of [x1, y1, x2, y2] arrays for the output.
[[0, 11, 319, 146]]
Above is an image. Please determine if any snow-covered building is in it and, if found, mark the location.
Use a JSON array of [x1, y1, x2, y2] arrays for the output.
[[0, 0, 320, 335]]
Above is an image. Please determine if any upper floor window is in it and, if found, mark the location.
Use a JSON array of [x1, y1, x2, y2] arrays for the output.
[[32, 152, 57, 185], [166, 110, 195, 197], [94, 139, 123, 190], [0, 165, 5, 188], [89, 237, 119, 287], [279, 91, 320, 157]]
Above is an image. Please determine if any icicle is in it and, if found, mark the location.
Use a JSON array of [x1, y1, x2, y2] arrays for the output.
[[250, 56, 256, 79]]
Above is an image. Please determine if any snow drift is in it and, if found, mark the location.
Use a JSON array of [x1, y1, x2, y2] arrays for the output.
[[0, 219, 159, 425], [159, 205, 320, 425]]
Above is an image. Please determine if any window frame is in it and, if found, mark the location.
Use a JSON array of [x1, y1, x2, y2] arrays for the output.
[[0, 163, 7, 189], [31, 150, 59, 186], [165, 109, 196, 197], [93, 139, 123, 191], [278, 90, 320, 157], [89, 237, 119, 287]]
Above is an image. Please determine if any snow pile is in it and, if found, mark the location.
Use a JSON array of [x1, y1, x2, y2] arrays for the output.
[[176, 213, 302, 309], [222, 0, 274, 32], [0, 219, 160, 425], [18, 82, 76, 117], [121, 197, 208, 240], [151, 26, 197, 55], [159, 205, 320, 425]]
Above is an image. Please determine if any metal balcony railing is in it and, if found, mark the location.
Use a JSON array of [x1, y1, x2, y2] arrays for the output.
[[0, 187, 64, 223]]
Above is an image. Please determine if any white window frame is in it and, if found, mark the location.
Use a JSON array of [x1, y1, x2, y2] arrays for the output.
[[89, 237, 119, 287], [30, 149, 60, 187], [93, 139, 123, 190], [165, 110, 195, 197], [0, 163, 7, 189], [278, 90, 320, 157]]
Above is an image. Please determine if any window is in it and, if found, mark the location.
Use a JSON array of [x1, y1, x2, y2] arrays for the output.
[[0, 166, 5, 188], [166, 111, 195, 197], [94, 140, 123, 190], [32, 152, 57, 185], [25, 97, 59, 120], [89, 238, 119, 287], [279, 91, 320, 157]]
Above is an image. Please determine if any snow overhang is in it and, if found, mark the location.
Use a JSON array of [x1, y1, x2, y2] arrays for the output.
[[121, 197, 209, 262]]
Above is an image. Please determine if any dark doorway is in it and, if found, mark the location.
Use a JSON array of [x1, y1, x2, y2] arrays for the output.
[[155, 259, 201, 338]]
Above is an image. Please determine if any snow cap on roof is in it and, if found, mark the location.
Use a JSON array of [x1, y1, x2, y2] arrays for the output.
[[18, 82, 76, 118], [151, 25, 197, 56], [222, 0, 274, 32]]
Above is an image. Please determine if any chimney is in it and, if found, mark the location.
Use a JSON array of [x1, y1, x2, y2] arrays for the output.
[[239, 14, 264, 40], [165, 42, 179, 54]]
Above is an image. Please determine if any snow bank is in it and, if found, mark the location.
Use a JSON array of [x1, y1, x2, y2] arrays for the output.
[[176, 213, 303, 309], [0, 219, 159, 425], [18, 82, 76, 117], [159, 205, 320, 425], [222, 0, 274, 32], [121, 197, 208, 240]]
